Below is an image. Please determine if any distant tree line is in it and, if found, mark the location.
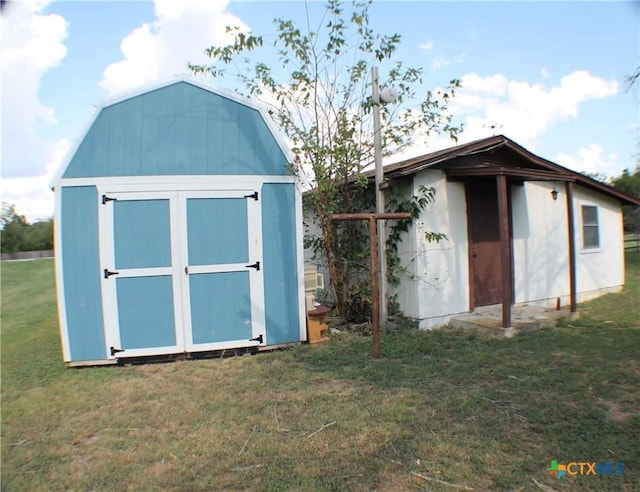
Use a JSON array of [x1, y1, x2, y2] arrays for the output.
[[610, 167, 640, 233], [1, 203, 53, 254]]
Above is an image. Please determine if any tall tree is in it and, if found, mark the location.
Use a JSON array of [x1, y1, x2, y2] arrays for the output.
[[1, 203, 29, 253], [611, 167, 640, 233], [191, 0, 461, 318]]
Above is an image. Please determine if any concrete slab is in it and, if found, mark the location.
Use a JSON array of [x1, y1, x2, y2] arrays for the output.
[[449, 304, 578, 337]]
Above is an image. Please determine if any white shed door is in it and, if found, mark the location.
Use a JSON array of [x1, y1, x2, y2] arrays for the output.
[[180, 191, 265, 352], [100, 190, 265, 359]]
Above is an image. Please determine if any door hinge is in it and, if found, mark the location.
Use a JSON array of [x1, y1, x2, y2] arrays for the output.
[[249, 334, 264, 344], [102, 195, 117, 205], [104, 269, 120, 279], [245, 261, 260, 271], [110, 346, 125, 356], [243, 191, 259, 201]]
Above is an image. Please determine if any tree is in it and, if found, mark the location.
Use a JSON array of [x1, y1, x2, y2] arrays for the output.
[[1, 203, 54, 253], [190, 0, 461, 319], [1, 203, 29, 253], [611, 167, 640, 233], [24, 219, 54, 251]]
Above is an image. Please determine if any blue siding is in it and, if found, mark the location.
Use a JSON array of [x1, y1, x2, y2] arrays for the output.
[[187, 198, 248, 265], [114, 199, 172, 269], [190, 272, 252, 344], [261, 183, 300, 344], [116, 276, 176, 349], [63, 82, 289, 178], [61, 186, 106, 361]]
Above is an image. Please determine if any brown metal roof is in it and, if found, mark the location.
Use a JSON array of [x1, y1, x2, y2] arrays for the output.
[[367, 135, 640, 206]]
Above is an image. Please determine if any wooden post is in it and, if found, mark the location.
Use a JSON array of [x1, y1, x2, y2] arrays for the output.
[[496, 175, 512, 328], [330, 213, 411, 359], [369, 217, 380, 359], [565, 181, 577, 312]]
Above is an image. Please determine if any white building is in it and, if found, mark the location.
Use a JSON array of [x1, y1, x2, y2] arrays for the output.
[[308, 135, 640, 329]]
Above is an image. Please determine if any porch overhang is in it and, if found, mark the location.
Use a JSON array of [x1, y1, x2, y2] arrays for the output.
[[437, 164, 578, 329], [443, 166, 575, 182]]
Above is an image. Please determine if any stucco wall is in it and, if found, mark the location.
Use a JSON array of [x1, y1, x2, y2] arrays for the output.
[[394, 170, 470, 327], [572, 185, 625, 301], [512, 182, 624, 307], [511, 181, 571, 307]]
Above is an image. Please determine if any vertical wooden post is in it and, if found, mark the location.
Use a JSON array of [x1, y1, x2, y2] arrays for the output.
[[369, 217, 380, 359], [330, 213, 410, 359], [565, 181, 577, 312], [496, 175, 512, 328]]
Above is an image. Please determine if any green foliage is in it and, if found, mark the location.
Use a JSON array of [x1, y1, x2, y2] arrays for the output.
[[611, 166, 640, 197], [611, 167, 640, 232], [191, 0, 461, 319], [1, 203, 53, 253], [305, 183, 442, 321]]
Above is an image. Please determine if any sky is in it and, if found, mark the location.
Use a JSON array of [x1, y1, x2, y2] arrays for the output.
[[1, 0, 638, 222]]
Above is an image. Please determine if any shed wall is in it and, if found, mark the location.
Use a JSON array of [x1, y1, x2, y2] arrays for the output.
[[262, 183, 304, 344], [59, 186, 106, 361]]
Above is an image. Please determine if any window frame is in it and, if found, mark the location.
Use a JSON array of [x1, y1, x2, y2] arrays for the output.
[[581, 204, 600, 250]]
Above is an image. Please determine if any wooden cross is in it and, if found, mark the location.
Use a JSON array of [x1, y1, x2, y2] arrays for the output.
[[330, 213, 411, 359]]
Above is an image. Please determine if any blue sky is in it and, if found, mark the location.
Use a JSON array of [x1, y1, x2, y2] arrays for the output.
[[1, 0, 638, 221]]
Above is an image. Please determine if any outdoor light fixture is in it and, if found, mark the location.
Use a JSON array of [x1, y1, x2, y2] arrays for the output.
[[551, 185, 559, 201], [379, 86, 398, 104]]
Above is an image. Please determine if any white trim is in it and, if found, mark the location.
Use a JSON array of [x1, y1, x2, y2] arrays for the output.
[[53, 187, 72, 362], [110, 267, 175, 278], [186, 263, 252, 275], [98, 192, 120, 359], [248, 188, 266, 345], [112, 345, 186, 359], [95, 75, 265, 115], [48, 110, 101, 189], [169, 194, 187, 355], [49, 75, 296, 188], [294, 184, 308, 341], [58, 175, 295, 190], [176, 194, 192, 353]]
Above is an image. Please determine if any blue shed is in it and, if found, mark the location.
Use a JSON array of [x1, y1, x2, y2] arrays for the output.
[[51, 78, 306, 365]]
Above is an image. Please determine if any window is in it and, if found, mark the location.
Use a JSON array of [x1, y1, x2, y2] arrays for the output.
[[581, 205, 599, 249]]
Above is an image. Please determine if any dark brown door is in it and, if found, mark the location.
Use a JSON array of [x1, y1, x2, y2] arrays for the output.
[[466, 179, 502, 307]]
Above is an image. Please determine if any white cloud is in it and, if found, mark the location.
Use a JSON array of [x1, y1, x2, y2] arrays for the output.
[[1, 0, 68, 178], [0, 0, 69, 221], [388, 70, 619, 168], [556, 144, 619, 177], [100, 0, 250, 95], [0, 139, 69, 221], [431, 51, 466, 71], [449, 70, 618, 148], [419, 41, 434, 51]]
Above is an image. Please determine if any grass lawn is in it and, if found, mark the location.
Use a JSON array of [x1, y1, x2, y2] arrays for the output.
[[1, 255, 639, 491]]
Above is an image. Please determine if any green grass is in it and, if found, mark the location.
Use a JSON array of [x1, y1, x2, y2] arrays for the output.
[[2, 255, 639, 491]]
